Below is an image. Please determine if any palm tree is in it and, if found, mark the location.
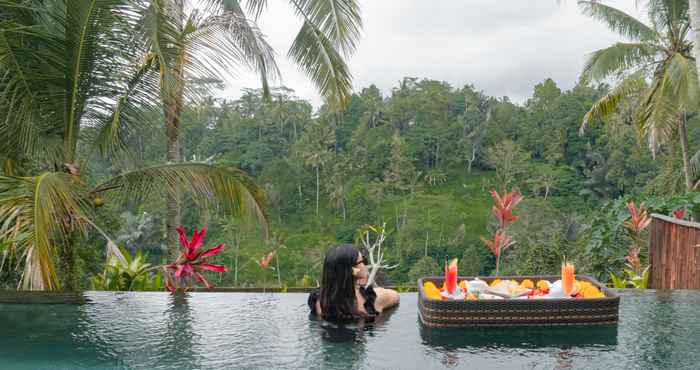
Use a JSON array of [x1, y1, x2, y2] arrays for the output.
[[326, 156, 351, 222], [0, 1, 265, 290], [144, 0, 362, 253], [140, 1, 278, 257], [579, 0, 699, 191]]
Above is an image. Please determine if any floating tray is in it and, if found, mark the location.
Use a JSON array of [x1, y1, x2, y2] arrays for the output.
[[418, 275, 619, 327]]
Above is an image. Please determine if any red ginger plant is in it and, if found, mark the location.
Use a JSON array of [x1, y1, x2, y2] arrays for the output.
[[623, 201, 651, 277], [482, 189, 522, 276], [490, 189, 523, 228], [162, 226, 227, 293], [480, 229, 514, 276]]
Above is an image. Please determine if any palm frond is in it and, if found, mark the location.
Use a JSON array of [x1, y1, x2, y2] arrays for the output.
[[287, 0, 361, 110], [180, 10, 279, 101], [647, 0, 689, 33], [664, 52, 699, 112], [637, 53, 697, 153], [197, 0, 280, 98], [0, 1, 65, 164], [581, 73, 647, 132], [1, 0, 151, 167], [582, 42, 657, 81], [295, 0, 362, 57], [93, 163, 268, 234], [88, 52, 162, 160], [288, 18, 352, 110], [578, 1, 657, 41], [0, 172, 92, 290], [64, 0, 146, 164]]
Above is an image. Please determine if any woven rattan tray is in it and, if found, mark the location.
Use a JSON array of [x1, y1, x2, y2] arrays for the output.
[[418, 275, 619, 327]]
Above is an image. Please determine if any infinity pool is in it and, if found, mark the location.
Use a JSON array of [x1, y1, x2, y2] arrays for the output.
[[1, 289, 699, 369]]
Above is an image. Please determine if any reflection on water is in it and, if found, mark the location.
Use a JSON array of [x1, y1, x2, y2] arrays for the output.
[[419, 322, 618, 369], [419, 323, 619, 350], [1, 290, 699, 369], [160, 294, 199, 368], [309, 306, 398, 370]]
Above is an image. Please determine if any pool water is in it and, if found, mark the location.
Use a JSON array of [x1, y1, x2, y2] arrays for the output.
[[1, 289, 699, 369]]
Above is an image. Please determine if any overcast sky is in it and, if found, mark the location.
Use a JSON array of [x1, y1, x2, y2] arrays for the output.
[[219, 0, 643, 107]]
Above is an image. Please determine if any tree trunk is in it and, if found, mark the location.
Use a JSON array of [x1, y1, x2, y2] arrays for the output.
[[467, 146, 476, 173], [234, 237, 239, 287], [495, 254, 500, 276], [690, 0, 700, 80], [163, 51, 186, 259], [58, 240, 78, 291], [275, 254, 282, 287], [424, 230, 429, 257], [298, 182, 303, 208], [679, 115, 693, 191], [341, 199, 346, 222], [315, 166, 320, 217], [165, 100, 182, 260]]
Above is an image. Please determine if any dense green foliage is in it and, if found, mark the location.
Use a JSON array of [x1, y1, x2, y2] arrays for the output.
[[71, 76, 698, 288], [3, 1, 700, 291], [91, 247, 162, 291]]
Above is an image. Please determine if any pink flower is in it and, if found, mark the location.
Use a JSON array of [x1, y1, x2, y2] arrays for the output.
[[163, 226, 227, 293]]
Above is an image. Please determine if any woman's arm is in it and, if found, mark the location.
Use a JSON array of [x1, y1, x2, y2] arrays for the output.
[[373, 287, 400, 312]]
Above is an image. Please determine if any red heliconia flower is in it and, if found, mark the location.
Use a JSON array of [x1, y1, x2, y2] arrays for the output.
[[259, 250, 277, 270], [490, 189, 523, 228], [162, 226, 227, 293], [625, 201, 651, 235], [673, 207, 686, 220]]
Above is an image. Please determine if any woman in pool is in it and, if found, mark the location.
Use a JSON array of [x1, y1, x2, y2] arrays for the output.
[[308, 244, 400, 321]]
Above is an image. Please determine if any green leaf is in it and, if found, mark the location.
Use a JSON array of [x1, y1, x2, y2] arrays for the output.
[[93, 163, 268, 235]]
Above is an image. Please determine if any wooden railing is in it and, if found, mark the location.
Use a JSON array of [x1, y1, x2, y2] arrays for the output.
[[649, 214, 700, 289]]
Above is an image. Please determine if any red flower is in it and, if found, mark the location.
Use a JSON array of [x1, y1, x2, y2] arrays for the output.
[[259, 250, 276, 270], [490, 190, 523, 228], [673, 208, 686, 220], [625, 201, 651, 235], [162, 226, 227, 293]]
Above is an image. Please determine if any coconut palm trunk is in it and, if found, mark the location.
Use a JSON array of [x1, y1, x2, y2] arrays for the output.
[[679, 114, 694, 191], [163, 63, 185, 259]]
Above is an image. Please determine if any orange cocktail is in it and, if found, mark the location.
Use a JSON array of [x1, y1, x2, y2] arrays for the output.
[[562, 262, 575, 296]]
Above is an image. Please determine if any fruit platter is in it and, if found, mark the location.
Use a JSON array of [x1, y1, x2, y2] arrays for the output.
[[418, 259, 620, 327]]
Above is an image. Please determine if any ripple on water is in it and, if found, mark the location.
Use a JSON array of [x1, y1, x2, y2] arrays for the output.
[[2, 290, 700, 369]]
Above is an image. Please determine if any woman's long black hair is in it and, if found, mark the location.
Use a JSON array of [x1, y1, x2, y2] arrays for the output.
[[318, 244, 359, 320]]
